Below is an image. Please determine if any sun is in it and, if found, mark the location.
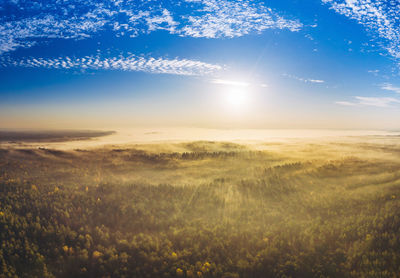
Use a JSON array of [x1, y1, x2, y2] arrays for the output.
[[212, 78, 255, 115], [224, 86, 249, 111]]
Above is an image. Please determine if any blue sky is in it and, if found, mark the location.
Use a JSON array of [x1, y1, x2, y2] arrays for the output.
[[1, 0, 400, 129]]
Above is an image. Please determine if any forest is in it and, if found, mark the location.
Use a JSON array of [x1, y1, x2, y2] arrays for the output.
[[1, 137, 400, 277]]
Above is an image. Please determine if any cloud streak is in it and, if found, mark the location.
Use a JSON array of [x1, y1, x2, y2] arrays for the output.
[[0, 0, 302, 55], [283, 73, 325, 84], [211, 79, 250, 87], [210, 79, 269, 88], [0, 54, 223, 76], [336, 96, 400, 107], [381, 83, 400, 94]]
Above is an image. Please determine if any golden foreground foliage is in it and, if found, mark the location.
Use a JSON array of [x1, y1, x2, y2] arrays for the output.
[[1, 136, 400, 277]]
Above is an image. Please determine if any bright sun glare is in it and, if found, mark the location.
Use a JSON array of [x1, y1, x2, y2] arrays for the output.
[[216, 79, 251, 113], [224, 87, 249, 111]]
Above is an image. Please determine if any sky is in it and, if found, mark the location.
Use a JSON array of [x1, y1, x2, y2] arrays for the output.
[[1, 0, 400, 130]]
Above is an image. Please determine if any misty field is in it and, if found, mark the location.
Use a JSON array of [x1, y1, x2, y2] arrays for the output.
[[1, 136, 400, 277]]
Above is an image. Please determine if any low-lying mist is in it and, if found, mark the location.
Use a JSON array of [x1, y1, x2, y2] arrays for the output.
[[1, 132, 400, 277]]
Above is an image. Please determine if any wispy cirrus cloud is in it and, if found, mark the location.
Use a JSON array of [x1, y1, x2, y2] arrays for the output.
[[179, 0, 302, 38], [336, 96, 400, 107], [283, 73, 325, 84], [381, 83, 400, 94], [0, 54, 223, 76], [0, 3, 111, 54], [211, 79, 250, 87], [210, 79, 268, 88], [307, 79, 325, 84], [322, 0, 400, 60], [0, 0, 302, 55]]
